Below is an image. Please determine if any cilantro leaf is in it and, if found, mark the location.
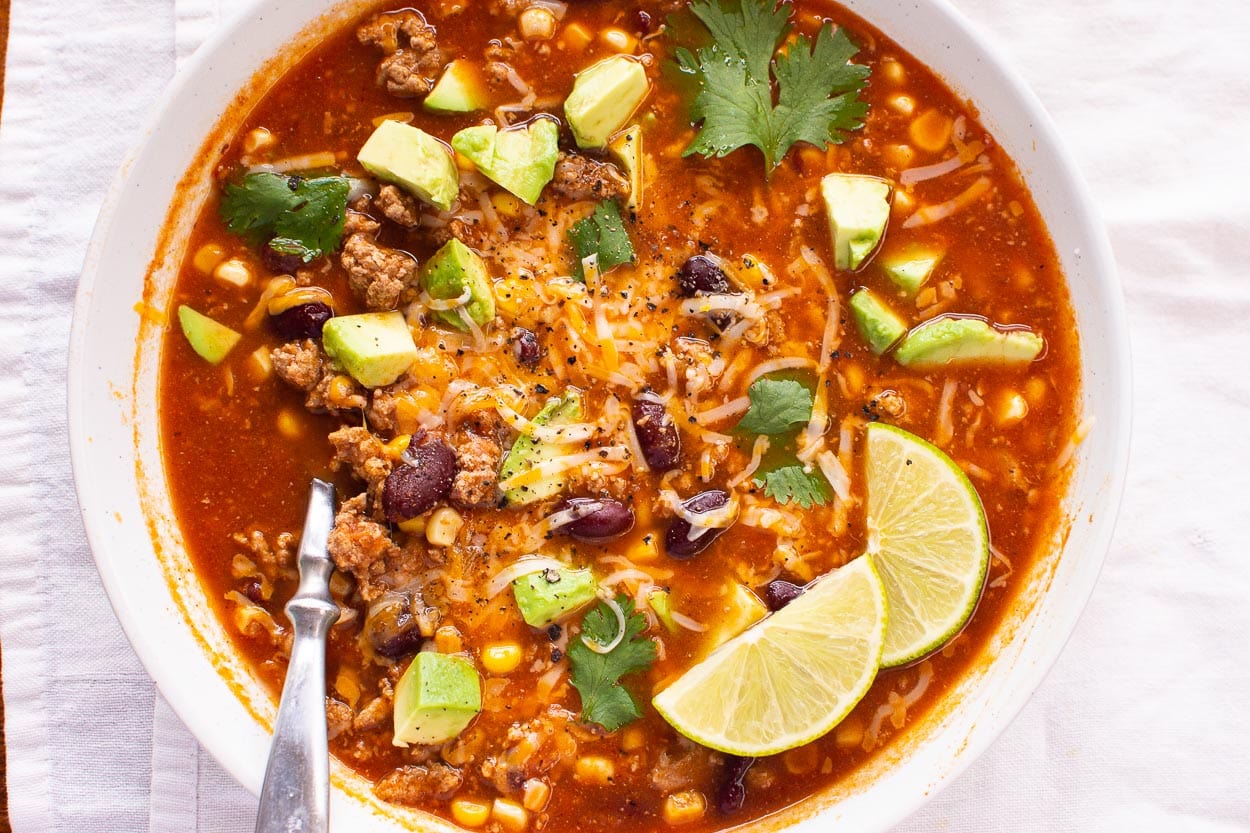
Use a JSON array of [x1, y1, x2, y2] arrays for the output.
[[219, 172, 350, 262], [568, 199, 635, 281], [672, 0, 870, 172], [568, 595, 657, 731], [755, 464, 830, 509], [736, 377, 814, 435]]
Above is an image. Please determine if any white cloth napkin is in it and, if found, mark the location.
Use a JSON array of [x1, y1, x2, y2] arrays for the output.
[[1, 0, 1248, 831]]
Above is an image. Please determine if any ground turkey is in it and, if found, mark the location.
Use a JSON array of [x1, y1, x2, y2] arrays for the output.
[[549, 153, 631, 202], [326, 494, 402, 601], [357, 10, 442, 98], [341, 233, 418, 311], [374, 763, 465, 805]]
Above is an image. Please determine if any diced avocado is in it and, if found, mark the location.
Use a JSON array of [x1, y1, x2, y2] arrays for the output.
[[646, 588, 678, 634], [607, 124, 643, 212], [849, 289, 908, 355], [322, 311, 418, 388], [821, 173, 893, 271], [564, 56, 650, 149], [701, 583, 768, 656], [451, 118, 559, 206], [879, 244, 945, 295], [512, 566, 598, 627], [392, 652, 481, 747], [424, 60, 489, 113], [498, 389, 583, 505], [358, 120, 459, 212], [177, 305, 241, 365], [420, 239, 495, 331], [894, 316, 1044, 368]]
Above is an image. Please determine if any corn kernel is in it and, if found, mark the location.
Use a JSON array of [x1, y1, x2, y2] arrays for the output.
[[492, 798, 529, 832], [397, 515, 427, 535], [521, 779, 550, 812], [193, 243, 226, 275], [892, 188, 916, 215], [834, 716, 865, 749], [382, 434, 412, 460], [843, 362, 865, 395], [619, 725, 646, 752], [627, 533, 659, 563], [736, 253, 775, 290], [883, 143, 916, 169], [242, 127, 276, 155], [481, 642, 523, 675], [393, 390, 440, 435], [575, 756, 616, 785], [435, 625, 463, 654], [881, 58, 906, 85], [213, 258, 252, 288], [325, 375, 357, 409], [909, 109, 953, 153], [276, 409, 303, 439], [492, 191, 526, 219], [426, 506, 464, 547], [246, 346, 272, 381], [993, 390, 1030, 428], [600, 27, 637, 53], [455, 151, 477, 172], [519, 6, 556, 40], [451, 798, 491, 828], [887, 93, 916, 116], [1024, 376, 1048, 406], [662, 791, 706, 826], [784, 744, 819, 774], [334, 668, 362, 708], [562, 22, 593, 51]]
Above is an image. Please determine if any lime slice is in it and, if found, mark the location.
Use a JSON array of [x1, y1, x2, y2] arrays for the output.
[[865, 423, 989, 667], [652, 556, 887, 756]]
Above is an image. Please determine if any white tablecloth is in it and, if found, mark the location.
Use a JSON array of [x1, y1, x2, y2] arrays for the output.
[[1, 0, 1248, 830]]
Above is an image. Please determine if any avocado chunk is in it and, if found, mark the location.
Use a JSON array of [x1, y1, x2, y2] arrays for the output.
[[322, 311, 418, 388], [177, 305, 241, 365], [424, 60, 489, 113], [564, 56, 650, 149], [512, 566, 598, 627], [607, 124, 643, 211], [358, 120, 459, 212], [498, 389, 583, 505], [879, 244, 945, 295], [451, 118, 559, 206], [420, 238, 495, 331], [821, 173, 893, 271], [894, 316, 1044, 368], [646, 588, 678, 634], [392, 652, 482, 747], [849, 288, 908, 355]]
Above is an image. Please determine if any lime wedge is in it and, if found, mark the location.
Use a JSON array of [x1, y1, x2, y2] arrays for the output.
[[865, 423, 989, 667], [652, 556, 887, 756]]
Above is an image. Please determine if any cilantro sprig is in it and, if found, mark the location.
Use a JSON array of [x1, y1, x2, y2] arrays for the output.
[[219, 172, 351, 263], [757, 465, 830, 509], [671, 0, 871, 172], [568, 199, 635, 281], [568, 595, 657, 731], [737, 376, 830, 508]]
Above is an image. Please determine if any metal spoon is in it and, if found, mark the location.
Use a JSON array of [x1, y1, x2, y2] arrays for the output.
[[255, 478, 338, 833]]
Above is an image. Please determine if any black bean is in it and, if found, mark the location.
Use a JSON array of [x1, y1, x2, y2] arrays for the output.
[[633, 9, 654, 34], [241, 579, 265, 605], [552, 497, 635, 542], [364, 593, 423, 659], [512, 327, 542, 366], [270, 302, 333, 341], [676, 255, 730, 297], [381, 440, 457, 522], [631, 398, 681, 470], [716, 755, 755, 815], [764, 580, 804, 611], [664, 490, 732, 559], [260, 239, 307, 274]]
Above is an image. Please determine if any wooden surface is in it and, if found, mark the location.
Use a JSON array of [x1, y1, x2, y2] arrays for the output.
[[2, 0, 13, 824]]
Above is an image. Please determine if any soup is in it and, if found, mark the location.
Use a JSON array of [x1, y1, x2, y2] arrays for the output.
[[158, 0, 1082, 831]]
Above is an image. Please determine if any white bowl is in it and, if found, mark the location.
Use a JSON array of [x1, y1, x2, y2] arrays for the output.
[[68, 0, 1131, 830]]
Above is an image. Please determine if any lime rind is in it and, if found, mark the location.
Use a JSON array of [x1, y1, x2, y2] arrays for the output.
[[865, 423, 989, 668], [652, 555, 887, 757]]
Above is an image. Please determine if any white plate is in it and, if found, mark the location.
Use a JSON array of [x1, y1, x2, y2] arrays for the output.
[[68, 1, 1131, 830]]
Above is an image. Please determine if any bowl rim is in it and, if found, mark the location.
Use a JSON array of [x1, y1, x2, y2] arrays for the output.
[[67, 0, 1132, 829]]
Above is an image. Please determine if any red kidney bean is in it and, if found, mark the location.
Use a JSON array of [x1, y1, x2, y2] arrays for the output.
[[676, 255, 730, 297], [260, 239, 307, 274], [364, 592, 423, 659], [632, 9, 654, 34], [552, 497, 635, 542], [765, 579, 804, 611], [664, 490, 732, 559], [382, 440, 457, 522], [716, 755, 755, 815], [631, 398, 681, 470], [512, 327, 542, 366], [270, 301, 333, 340]]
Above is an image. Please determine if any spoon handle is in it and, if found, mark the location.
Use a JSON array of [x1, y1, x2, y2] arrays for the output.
[[255, 479, 339, 833]]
